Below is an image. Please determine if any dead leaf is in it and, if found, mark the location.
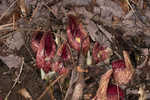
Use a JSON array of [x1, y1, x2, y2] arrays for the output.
[[0, 55, 22, 69], [6, 31, 25, 50], [85, 20, 98, 42], [0, 1, 9, 15], [96, 0, 124, 23], [138, 84, 147, 100], [18, 88, 32, 100], [112, 16, 121, 25], [18, 0, 30, 17], [95, 69, 113, 100], [63, 0, 92, 6]]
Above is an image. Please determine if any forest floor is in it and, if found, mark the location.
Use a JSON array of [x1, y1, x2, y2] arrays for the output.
[[0, 0, 150, 100]]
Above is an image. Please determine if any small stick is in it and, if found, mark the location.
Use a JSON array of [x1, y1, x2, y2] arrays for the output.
[[13, 14, 16, 30], [93, 21, 122, 59], [4, 57, 24, 100], [0, 23, 13, 31], [36, 74, 64, 100]]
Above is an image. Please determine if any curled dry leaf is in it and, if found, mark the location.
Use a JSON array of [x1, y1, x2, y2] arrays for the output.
[[31, 31, 44, 53], [36, 31, 56, 73], [92, 42, 112, 64], [67, 15, 90, 54], [95, 69, 113, 100], [18, 88, 32, 100], [18, 0, 30, 17], [112, 51, 135, 85], [57, 41, 71, 61], [94, 69, 124, 100]]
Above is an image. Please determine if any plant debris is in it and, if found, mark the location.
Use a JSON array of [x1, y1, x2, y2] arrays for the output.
[[0, 0, 150, 100]]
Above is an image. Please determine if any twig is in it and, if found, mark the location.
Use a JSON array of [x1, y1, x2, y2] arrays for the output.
[[92, 21, 122, 59], [36, 74, 64, 100], [4, 57, 24, 100], [64, 69, 79, 100], [137, 56, 149, 69], [49, 86, 55, 100], [13, 14, 16, 30], [0, 23, 13, 31], [24, 44, 36, 62], [125, 0, 135, 14]]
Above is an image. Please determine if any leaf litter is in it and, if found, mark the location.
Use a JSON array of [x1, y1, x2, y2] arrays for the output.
[[0, 0, 150, 100]]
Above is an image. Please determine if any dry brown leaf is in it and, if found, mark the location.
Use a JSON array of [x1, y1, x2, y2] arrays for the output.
[[18, 0, 30, 17], [95, 69, 113, 100], [138, 84, 147, 100], [18, 88, 32, 100], [0, 55, 22, 69], [112, 16, 121, 25]]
